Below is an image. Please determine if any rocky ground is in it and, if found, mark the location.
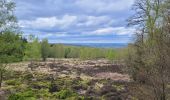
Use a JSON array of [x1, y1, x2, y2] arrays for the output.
[[0, 59, 138, 100]]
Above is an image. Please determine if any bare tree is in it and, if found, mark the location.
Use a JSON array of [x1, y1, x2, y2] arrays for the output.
[[127, 0, 170, 99]]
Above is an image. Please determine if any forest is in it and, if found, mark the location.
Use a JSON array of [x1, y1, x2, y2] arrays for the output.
[[0, 0, 170, 100], [23, 36, 125, 61]]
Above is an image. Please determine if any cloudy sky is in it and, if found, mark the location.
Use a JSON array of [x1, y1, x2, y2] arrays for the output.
[[14, 0, 135, 43]]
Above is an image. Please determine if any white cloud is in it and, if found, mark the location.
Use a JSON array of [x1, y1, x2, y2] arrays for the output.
[[83, 27, 135, 36], [15, 0, 135, 43], [19, 15, 77, 29], [19, 15, 115, 30], [75, 0, 134, 13], [77, 16, 113, 27], [39, 33, 69, 38]]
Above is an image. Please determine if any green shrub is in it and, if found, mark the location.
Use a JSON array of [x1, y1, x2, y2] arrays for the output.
[[66, 96, 86, 100], [8, 94, 25, 100], [35, 89, 52, 98], [8, 90, 36, 100], [31, 81, 49, 89], [5, 79, 21, 86], [105, 49, 117, 60], [54, 89, 77, 99]]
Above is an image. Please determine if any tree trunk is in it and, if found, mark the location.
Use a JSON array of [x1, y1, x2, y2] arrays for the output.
[[0, 70, 3, 88]]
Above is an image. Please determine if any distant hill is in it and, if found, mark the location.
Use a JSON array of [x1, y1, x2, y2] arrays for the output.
[[62, 43, 128, 48]]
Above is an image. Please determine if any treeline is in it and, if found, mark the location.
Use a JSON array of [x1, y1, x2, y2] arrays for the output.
[[23, 36, 123, 61]]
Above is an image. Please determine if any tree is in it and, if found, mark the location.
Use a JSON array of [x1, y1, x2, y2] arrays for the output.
[[0, 0, 24, 88], [67, 47, 80, 58], [49, 45, 56, 58], [0, 31, 25, 87], [127, 0, 170, 99], [0, 0, 17, 33], [55, 44, 65, 58], [80, 47, 90, 59], [64, 48, 71, 58], [41, 39, 50, 61], [24, 35, 41, 61], [106, 49, 116, 60]]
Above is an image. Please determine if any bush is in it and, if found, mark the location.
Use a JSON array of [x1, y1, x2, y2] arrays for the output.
[[35, 89, 52, 98], [8, 94, 24, 100], [31, 81, 49, 90], [8, 90, 36, 100], [54, 89, 77, 99], [66, 96, 86, 100], [5, 79, 21, 86]]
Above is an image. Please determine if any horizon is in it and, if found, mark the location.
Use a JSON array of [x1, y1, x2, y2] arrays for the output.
[[48, 42, 128, 48]]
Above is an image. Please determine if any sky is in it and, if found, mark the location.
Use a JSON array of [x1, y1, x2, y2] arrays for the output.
[[14, 0, 135, 43]]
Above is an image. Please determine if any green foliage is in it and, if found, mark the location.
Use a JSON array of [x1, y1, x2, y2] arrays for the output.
[[55, 44, 65, 58], [30, 81, 50, 90], [0, 31, 25, 63], [41, 39, 50, 61], [105, 48, 128, 60], [80, 47, 106, 60], [46, 44, 122, 60], [49, 46, 57, 58], [22, 72, 34, 81], [5, 79, 21, 86], [80, 48, 91, 59], [66, 47, 80, 58], [0, 0, 25, 88], [54, 89, 77, 99], [48, 44, 65, 58], [23, 35, 41, 61], [64, 48, 71, 58], [35, 89, 52, 98], [21, 35, 124, 61], [105, 49, 116, 60], [66, 96, 86, 100], [8, 94, 25, 100], [8, 90, 36, 100], [0, 31, 25, 88]]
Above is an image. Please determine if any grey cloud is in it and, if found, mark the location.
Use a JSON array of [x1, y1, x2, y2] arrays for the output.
[[13, 0, 135, 43]]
